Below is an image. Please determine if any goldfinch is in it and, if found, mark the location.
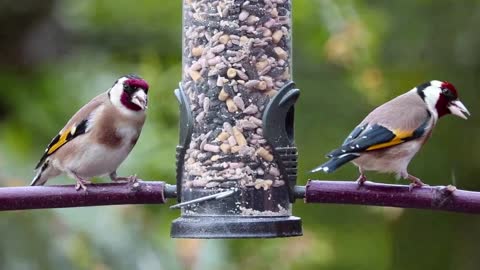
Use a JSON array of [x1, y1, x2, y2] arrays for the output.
[[31, 74, 149, 190], [311, 80, 470, 188]]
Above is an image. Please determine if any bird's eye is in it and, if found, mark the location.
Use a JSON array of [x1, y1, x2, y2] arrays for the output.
[[124, 84, 134, 93], [441, 88, 456, 100]]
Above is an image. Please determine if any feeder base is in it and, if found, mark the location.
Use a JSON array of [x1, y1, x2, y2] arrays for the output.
[[170, 216, 302, 239]]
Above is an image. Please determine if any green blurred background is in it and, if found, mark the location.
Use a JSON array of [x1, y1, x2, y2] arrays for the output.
[[1, 0, 480, 269]]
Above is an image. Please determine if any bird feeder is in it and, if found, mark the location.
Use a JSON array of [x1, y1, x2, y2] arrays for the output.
[[171, 0, 302, 238]]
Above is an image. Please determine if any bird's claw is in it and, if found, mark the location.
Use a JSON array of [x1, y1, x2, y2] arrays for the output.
[[127, 174, 138, 184], [111, 174, 138, 184], [75, 179, 91, 191], [408, 180, 428, 192], [356, 174, 367, 188]]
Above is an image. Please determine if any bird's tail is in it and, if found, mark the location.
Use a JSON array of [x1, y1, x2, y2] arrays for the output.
[[310, 153, 360, 173], [31, 159, 51, 186]]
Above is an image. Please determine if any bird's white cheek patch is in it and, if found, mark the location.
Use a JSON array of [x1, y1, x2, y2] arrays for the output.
[[422, 87, 441, 118]]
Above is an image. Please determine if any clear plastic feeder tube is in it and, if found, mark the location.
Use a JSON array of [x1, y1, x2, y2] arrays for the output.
[[172, 0, 301, 238]]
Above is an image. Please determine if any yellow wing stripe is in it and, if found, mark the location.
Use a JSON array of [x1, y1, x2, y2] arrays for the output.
[[366, 129, 414, 151], [47, 125, 75, 155]]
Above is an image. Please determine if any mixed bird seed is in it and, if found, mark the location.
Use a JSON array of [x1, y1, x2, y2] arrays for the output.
[[181, 0, 292, 213]]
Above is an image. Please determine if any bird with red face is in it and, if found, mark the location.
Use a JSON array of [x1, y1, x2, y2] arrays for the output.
[[311, 80, 470, 188], [31, 74, 149, 190]]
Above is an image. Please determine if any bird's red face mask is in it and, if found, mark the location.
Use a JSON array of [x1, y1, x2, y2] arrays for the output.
[[436, 82, 470, 119], [122, 78, 149, 111]]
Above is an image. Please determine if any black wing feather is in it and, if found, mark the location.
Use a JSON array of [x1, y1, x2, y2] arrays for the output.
[[34, 119, 89, 169], [342, 124, 367, 145], [328, 124, 396, 157], [328, 113, 431, 158]]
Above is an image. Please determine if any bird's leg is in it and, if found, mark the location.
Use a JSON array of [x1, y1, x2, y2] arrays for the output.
[[406, 174, 427, 191], [356, 167, 367, 187], [69, 171, 91, 191], [109, 171, 138, 183]]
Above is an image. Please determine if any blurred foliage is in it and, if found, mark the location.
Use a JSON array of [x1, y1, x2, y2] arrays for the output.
[[1, 0, 480, 269]]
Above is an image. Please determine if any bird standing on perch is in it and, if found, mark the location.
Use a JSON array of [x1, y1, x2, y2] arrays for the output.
[[311, 80, 470, 188], [32, 74, 149, 190]]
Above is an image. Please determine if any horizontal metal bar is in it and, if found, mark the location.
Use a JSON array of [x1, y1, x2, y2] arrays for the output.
[[0, 180, 167, 211], [169, 188, 237, 209], [304, 180, 480, 214]]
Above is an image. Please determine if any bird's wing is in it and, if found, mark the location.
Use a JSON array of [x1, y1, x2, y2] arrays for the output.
[[328, 91, 432, 157], [342, 123, 368, 145], [327, 119, 429, 157], [34, 93, 108, 169]]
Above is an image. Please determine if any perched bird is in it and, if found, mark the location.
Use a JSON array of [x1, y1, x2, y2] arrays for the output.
[[311, 80, 470, 188], [31, 74, 149, 190]]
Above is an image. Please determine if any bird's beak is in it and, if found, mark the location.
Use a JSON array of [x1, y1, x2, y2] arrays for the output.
[[448, 100, 470, 119], [132, 90, 148, 110]]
